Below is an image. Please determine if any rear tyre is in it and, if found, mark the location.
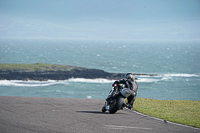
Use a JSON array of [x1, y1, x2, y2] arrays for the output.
[[109, 96, 124, 114]]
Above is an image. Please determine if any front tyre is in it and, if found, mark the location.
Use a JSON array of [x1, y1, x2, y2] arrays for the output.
[[109, 96, 124, 114], [102, 106, 106, 112]]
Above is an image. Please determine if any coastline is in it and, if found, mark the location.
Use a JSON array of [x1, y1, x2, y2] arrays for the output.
[[0, 63, 157, 81]]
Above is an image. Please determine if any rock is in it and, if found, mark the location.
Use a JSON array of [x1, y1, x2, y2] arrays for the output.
[[0, 67, 125, 81], [0, 64, 159, 81]]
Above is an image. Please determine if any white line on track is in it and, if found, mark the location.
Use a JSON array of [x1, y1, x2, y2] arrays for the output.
[[104, 125, 152, 130]]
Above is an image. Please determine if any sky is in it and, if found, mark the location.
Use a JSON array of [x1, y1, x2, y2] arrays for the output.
[[0, 0, 200, 41]]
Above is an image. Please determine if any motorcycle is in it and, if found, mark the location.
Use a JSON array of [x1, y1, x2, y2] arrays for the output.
[[102, 84, 132, 114]]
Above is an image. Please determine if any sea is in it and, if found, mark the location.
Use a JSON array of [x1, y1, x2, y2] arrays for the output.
[[0, 38, 200, 101]]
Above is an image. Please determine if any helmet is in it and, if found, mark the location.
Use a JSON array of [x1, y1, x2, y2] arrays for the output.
[[126, 73, 134, 80]]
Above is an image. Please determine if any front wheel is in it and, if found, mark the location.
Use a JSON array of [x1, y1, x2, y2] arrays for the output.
[[109, 96, 124, 114], [102, 106, 106, 112]]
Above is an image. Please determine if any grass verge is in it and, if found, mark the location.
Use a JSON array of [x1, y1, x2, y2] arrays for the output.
[[133, 98, 200, 128]]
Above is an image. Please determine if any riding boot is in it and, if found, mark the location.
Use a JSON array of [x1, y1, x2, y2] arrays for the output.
[[123, 103, 133, 110]]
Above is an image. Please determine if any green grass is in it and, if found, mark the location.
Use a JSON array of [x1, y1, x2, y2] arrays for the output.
[[133, 98, 200, 128], [0, 63, 79, 71], [0, 63, 54, 71]]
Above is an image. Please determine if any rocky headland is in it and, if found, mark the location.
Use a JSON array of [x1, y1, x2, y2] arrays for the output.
[[0, 63, 156, 81]]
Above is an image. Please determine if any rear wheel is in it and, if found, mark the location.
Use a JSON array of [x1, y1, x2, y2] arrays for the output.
[[109, 96, 124, 114]]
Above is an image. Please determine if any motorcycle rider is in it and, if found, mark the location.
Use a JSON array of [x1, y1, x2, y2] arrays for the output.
[[106, 73, 138, 110]]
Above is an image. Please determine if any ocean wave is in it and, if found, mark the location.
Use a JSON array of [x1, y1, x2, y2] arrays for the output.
[[163, 73, 200, 77], [0, 78, 164, 87], [0, 79, 115, 87], [67, 78, 115, 83], [136, 78, 161, 83], [136, 73, 200, 77], [0, 80, 59, 87], [136, 73, 200, 82], [0, 73, 199, 87]]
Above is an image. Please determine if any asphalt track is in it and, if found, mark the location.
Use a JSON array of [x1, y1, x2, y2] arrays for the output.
[[0, 96, 199, 133]]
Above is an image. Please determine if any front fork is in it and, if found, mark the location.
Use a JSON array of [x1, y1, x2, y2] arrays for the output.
[[104, 101, 110, 110], [106, 87, 115, 100]]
